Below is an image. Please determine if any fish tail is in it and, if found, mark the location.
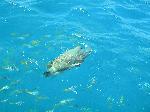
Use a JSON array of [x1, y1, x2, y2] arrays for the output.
[[43, 71, 50, 77]]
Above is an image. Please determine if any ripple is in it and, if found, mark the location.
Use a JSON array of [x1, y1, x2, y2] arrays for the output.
[[4, 0, 40, 11], [0, 0, 150, 111], [138, 82, 150, 95]]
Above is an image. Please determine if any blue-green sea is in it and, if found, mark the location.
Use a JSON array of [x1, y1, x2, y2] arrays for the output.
[[0, 0, 150, 112]]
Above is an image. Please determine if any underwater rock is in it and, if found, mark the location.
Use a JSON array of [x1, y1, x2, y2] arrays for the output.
[[44, 46, 92, 77]]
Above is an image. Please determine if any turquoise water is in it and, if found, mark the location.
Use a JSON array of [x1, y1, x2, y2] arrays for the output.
[[0, 0, 150, 111]]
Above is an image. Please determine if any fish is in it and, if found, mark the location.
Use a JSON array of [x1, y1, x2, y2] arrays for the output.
[[44, 46, 92, 77]]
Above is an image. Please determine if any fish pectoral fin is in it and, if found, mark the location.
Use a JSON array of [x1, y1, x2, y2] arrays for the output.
[[71, 63, 81, 67], [54, 72, 59, 75]]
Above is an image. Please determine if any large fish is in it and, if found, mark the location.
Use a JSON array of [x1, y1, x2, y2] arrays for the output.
[[44, 46, 92, 77]]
